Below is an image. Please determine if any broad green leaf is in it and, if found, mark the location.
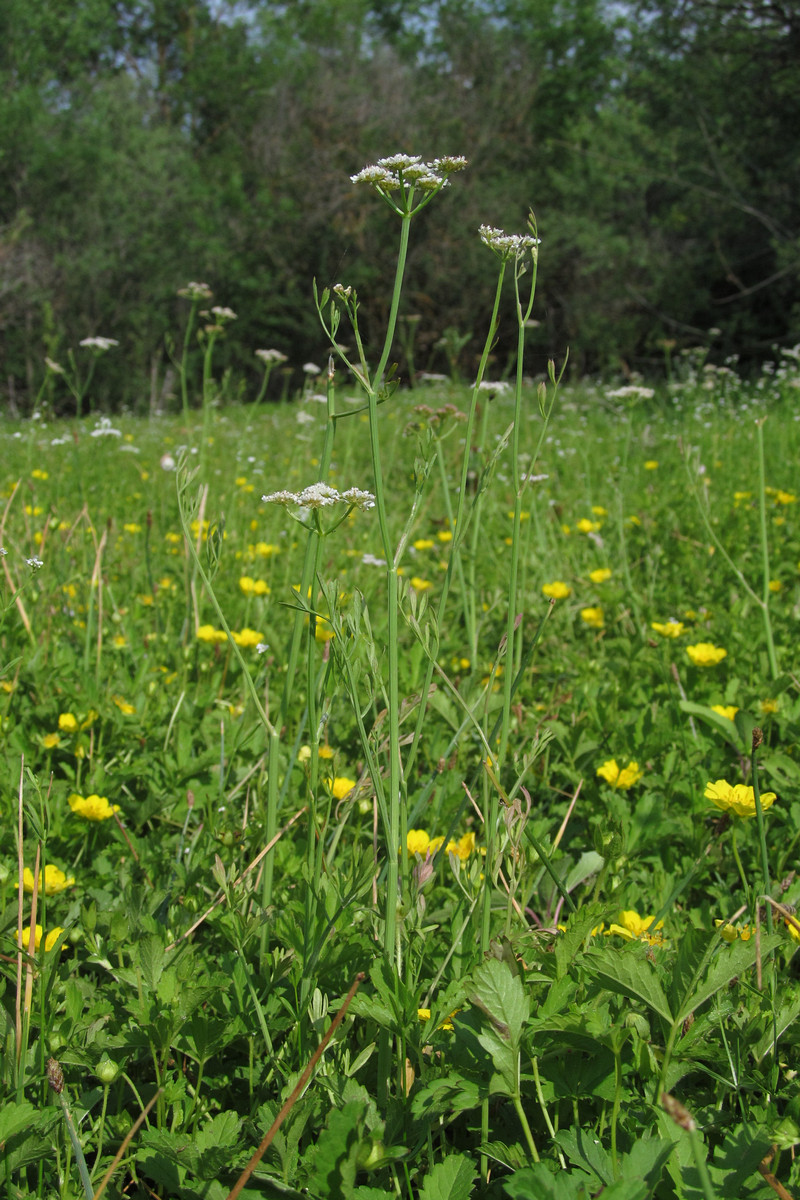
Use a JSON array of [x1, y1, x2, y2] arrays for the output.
[[752, 995, 800, 1062], [620, 1138, 675, 1189], [0, 1101, 40, 1146], [503, 1165, 593, 1199], [304, 1100, 365, 1200], [418, 1153, 477, 1200], [678, 701, 744, 745], [673, 933, 782, 1024], [555, 1127, 613, 1185], [584, 947, 673, 1023], [565, 851, 605, 893], [469, 956, 530, 1047], [137, 935, 167, 993]]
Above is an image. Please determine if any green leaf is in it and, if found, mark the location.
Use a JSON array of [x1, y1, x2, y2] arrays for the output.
[[673, 933, 782, 1024], [0, 1101, 40, 1147], [503, 1164, 593, 1199], [304, 1100, 365, 1200], [584, 947, 674, 1023], [678, 700, 745, 745], [418, 1153, 477, 1200], [565, 851, 605, 893], [554, 1127, 613, 1185], [469, 957, 530, 1046]]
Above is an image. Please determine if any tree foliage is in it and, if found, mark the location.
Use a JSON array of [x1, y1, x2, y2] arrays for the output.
[[0, 0, 797, 410]]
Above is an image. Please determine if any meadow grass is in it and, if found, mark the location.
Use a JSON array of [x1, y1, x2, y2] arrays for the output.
[[2, 167, 800, 1198]]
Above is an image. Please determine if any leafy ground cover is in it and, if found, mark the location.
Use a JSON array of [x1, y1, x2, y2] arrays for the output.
[[3, 163, 800, 1199]]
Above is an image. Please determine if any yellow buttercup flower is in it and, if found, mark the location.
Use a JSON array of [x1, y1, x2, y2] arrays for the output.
[[644, 460, 658, 470], [576, 518, 602, 533], [589, 568, 612, 584], [407, 829, 431, 856], [596, 759, 643, 790], [410, 577, 432, 592], [711, 704, 739, 721], [605, 910, 663, 945], [542, 580, 571, 599], [18, 865, 75, 895], [197, 624, 227, 643], [651, 620, 685, 639], [329, 777, 356, 800], [686, 642, 727, 667], [580, 606, 605, 629], [43, 733, 61, 749], [715, 920, 752, 942], [68, 793, 121, 821], [17, 925, 65, 953], [58, 712, 79, 733], [232, 628, 265, 648], [705, 779, 776, 819]]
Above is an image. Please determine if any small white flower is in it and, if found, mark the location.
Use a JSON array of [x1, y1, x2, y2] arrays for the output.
[[26, 557, 44, 569], [362, 553, 386, 567], [211, 305, 237, 322], [479, 225, 540, 259], [262, 489, 300, 506], [606, 386, 655, 400], [255, 348, 287, 365], [303, 362, 322, 375], [377, 153, 422, 171], [257, 642, 269, 654], [45, 357, 65, 375], [0, 547, 7, 557], [296, 411, 316, 425], [305, 393, 327, 404], [296, 483, 340, 508], [178, 281, 213, 300], [341, 487, 376, 510], [90, 417, 122, 437], [80, 336, 119, 352], [477, 380, 511, 393], [160, 453, 176, 471]]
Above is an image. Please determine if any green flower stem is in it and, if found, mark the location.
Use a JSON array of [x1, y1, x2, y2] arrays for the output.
[[755, 421, 779, 679], [686, 426, 779, 679], [499, 247, 550, 765], [90, 1084, 111, 1182], [404, 264, 507, 780], [179, 299, 200, 423], [512, 1086, 540, 1164], [364, 213, 413, 1107], [260, 366, 338, 946], [729, 824, 752, 918], [56, 1090, 93, 1200], [751, 735, 773, 935]]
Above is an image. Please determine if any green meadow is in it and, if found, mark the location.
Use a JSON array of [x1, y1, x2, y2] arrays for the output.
[[3, 163, 800, 1200]]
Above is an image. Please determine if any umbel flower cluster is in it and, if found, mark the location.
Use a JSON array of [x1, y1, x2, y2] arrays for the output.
[[262, 483, 375, 511], [351, 154, 468, 192]]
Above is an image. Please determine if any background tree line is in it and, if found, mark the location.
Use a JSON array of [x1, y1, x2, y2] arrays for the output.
[[1, 0, 798, 412]]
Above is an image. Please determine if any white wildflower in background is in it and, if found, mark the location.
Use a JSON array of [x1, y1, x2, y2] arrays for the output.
[[362, 553, 386, 567], [257, 643, 269, 655], [303, 362, 322, 375], [296, 410, 316, 426], [45, 357, 65, 375], [160, 453, 176, 471], [262, 484, 375, 511], [479, 225, 540, 261], [210, 306, 237, 322], [26, 557, 44, 570], [255, 349, 287, 365], [178, 282, 213, 300], [90, 418, 122, 437], [477, 380, 511, 393], [80, 337, 119, 352], [0, 547, 7, 557], [606, 386, 655, 401]]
